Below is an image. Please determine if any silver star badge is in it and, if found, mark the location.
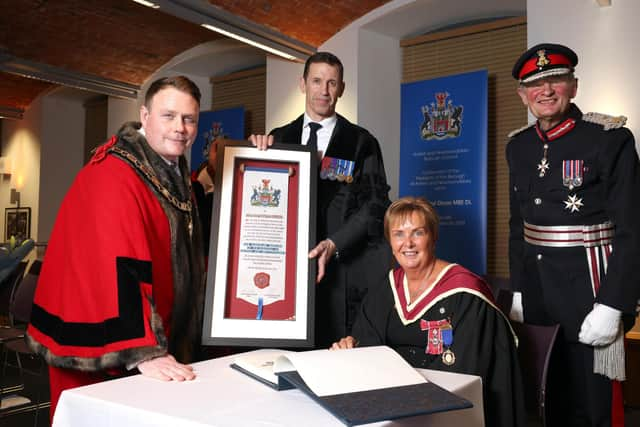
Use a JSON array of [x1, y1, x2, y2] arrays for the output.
[[537, 158, 550, 177], [564, 194, 584, 213]]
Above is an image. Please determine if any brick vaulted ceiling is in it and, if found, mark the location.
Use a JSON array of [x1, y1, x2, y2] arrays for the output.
[[206, 0, 389, 47], [0, 0, 390, 117]]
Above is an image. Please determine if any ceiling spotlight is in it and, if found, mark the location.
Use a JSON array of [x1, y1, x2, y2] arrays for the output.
[[201, 24, 296, 61], [132, 0, 160, 8]]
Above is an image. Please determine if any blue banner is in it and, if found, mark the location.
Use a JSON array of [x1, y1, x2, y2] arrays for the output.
[[400, 70, 487, 275], [191, 107, 245, 172]]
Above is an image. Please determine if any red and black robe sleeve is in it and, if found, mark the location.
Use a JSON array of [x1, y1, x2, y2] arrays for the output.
[[27, 154, 175, 371]]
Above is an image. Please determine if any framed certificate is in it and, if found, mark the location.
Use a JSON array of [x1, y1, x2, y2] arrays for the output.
[[202, 140, 317, 347]]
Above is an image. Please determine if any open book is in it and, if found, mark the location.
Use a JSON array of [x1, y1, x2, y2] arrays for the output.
[[231, 346, 472, 425], [230, 349, 295, 390]]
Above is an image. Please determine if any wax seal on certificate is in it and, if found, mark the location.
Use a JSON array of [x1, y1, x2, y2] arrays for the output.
[[254, 272, 270, 289]]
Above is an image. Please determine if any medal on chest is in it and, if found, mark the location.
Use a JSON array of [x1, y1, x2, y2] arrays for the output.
[[534, 118, 576, 178], [562, 159, 585, 212], [562, 160, 584, 190], [564, 194, 584, 213], [320, 157, 355, 183], [420, 318, 455, 366], [537, 144, 550, 177]]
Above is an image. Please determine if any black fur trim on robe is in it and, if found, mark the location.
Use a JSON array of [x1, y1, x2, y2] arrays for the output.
[[115, 122, 206, 363]]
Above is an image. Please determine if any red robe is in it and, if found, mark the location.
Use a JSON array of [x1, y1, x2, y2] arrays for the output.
[[28, 153, 173, 361], [27, 125, 205, 419]]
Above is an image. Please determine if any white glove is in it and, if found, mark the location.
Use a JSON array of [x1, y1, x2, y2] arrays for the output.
[[578, 303, 622, 346], [509, 291, 524, 323]]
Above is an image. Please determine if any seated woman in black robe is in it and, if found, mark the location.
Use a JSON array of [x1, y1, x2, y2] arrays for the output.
[[331, 196, 525, 427]]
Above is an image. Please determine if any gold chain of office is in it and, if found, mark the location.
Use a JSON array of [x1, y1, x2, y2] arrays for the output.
[[109, 146, 192, 213]]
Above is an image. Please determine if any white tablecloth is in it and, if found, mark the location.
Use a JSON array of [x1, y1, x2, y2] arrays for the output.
[[52, 351, 484, 427]]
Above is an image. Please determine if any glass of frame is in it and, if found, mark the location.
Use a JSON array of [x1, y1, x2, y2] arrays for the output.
[[202, 140, 317, 348]]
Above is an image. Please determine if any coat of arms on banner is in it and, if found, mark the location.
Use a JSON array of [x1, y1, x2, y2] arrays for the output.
[[420, 92, 463, 140], [201, 121, 227, 158], [250, 179, 281, 207]]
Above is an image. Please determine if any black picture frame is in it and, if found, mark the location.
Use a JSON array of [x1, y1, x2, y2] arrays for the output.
[[5, 207, 31, 241], [202, 140, 317, 348]]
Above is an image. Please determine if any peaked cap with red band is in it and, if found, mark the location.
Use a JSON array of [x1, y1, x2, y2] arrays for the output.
[[512, 43, 578, 83]]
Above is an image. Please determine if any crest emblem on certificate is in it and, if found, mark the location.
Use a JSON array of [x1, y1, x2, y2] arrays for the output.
[[420, 92, 463, 140], [250, 179, 281, 207]]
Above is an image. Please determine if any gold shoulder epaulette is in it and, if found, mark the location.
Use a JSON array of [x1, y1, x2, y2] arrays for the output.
[[583, 112, 627, 131], [508, 123, 535, 138]]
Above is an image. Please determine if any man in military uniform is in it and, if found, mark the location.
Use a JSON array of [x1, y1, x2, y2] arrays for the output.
[[507, 43, 640, 426]]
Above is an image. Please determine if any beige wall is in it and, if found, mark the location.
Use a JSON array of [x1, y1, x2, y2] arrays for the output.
[[528, 0, 640, 151], [1, 101, 42, 252]]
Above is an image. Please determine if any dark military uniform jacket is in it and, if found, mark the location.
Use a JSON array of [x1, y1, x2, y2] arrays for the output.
[[506, 104, 640, 340], [270, 114, 391, 346]]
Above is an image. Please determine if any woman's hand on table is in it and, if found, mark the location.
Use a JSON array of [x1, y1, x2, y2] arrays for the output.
[[330, 336, 357, 350]]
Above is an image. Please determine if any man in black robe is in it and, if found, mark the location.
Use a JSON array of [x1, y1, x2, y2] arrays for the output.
[[250, 52, 391, 347]]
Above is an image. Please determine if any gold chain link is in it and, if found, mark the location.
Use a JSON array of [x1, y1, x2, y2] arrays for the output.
[[109, 146, 192, 213]]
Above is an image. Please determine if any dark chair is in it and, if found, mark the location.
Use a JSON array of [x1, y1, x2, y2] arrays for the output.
[[0, 260, 28, 346], [8, 260, 41, 329], [0, 260, 28, 401], [0, 260, 28, 322], [483, 274, 512, 300], [496, 288, 560, 427], [0, 260, 49, 424]]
